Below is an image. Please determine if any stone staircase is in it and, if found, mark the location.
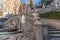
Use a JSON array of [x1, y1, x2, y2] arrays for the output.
[[48, 26, 60, 40], [35, 6, 56, 14]]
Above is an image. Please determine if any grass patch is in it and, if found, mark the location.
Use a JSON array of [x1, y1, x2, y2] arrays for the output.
[[40, 11, 60, 19]]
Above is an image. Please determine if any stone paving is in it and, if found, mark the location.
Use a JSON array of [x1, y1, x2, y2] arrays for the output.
[[0, 16, 32, 40], [0, 13, 43, 40], [41, 19, 60, 29]]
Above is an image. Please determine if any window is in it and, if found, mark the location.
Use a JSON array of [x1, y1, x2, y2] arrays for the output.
[[58, 1, 60, 6], [0, 0, 4, 10]]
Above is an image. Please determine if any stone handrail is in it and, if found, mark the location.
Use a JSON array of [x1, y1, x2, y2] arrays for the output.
[[33, 6, 56, 14]]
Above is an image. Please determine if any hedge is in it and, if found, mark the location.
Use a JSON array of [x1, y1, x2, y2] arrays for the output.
[[40, 11, 60, 19]]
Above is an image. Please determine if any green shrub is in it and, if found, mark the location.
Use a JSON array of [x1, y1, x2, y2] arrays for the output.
[[40, 11, 60, 19]]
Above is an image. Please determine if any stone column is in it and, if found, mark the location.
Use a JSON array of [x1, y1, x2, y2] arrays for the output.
[[42, 25, 49, 40], [42, 3, 45, 8], [33, 12, 43, 40], [32, 12, 49, 40], [33, 24, 43, 40]]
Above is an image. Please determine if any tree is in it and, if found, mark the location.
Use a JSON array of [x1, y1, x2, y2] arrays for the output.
[[45, 0, 52, 5], [39, 0, 52, 8], [30, 0, 34, 9], [35, 3, 41, 8]]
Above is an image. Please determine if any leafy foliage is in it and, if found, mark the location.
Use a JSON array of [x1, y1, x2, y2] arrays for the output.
[[36, 0, 52, 8], [40, 11, 60, 19], [30, 0, 34, 9], [45, 0, 52, 5]]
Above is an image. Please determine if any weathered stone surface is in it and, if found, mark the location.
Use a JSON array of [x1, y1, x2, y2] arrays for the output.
[[33, 24, 43, 40], [0, 33, 24, 40]]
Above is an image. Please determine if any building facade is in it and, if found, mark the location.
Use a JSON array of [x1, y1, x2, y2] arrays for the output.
[[0, 0, 22, 17], [0, 0, 5, 16], [54, 0, 60, 8], [51, 0, 60, 8]]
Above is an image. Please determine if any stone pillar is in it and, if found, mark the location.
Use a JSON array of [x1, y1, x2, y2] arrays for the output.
[[33, 12, 43, 40], [21, 14, 25, 23], [42, 3, 45, 8], [33, 24, 43, 40], [42, 25, 49, 40], [25, 6, 31, 16]]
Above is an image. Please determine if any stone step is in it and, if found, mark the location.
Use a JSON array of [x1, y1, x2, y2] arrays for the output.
[[48, 29, 60, 31], [49, 36, 60, 38], [49, 34, 60, 36], [48, 27, 60, 40], [49, 32, 60, 34], [49, 34, 60, 37], [48, 31, 60, 34], [49, 38, 60, 40], [48, 27, 55, 29]]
